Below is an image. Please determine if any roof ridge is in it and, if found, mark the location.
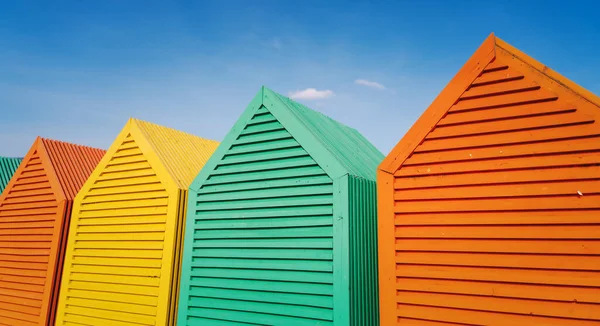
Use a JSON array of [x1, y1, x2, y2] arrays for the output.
[[263, 87, 383, 180]]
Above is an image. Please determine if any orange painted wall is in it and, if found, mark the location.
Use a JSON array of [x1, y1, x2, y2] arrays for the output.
[[378, 34, 600, 325], [0, 137, 104, 325]]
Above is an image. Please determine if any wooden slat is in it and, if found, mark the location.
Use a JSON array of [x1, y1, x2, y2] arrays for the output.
[[397, 291, 600, 321], [461, 78, 540, 100], [471, 66, 523, 86], [396, 277, 600, 304], [451, 88, 558, 113], [427, 111, 594, 139], [393, 195, 600, 212], [405, 135, 600, 165], [395, 224, 600, 239], [395, 239, 600, 255], [395, 303, 599, 326], [418, 123, 599, 152], [395, 252, 600, 271], [438, 102, 574, 126], [394, 165, 600, 189], [393, 210, 600, 226], [395, 151, 600, 177], [394, 180, 600, 200], [395, 264, 600, 287]]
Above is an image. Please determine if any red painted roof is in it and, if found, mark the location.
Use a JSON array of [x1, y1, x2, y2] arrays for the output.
[[40, 137, 106, 200]]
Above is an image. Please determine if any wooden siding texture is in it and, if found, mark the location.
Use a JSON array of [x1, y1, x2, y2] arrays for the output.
[[185, 108, 336, 325], [55, 119, 218, 326], [379, 34, 600, 325], [0, 157, 22, 194], [0, 138, 104, 326]]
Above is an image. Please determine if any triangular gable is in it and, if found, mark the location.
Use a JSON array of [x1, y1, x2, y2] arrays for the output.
[[191, 86, 382, 191], [41, 138, 106, 200], [0, 137, 67, 203], [379, 33, 600, 174], [0, 156, 22, 193], [134, 119, 219, 189], [75, 118, 219, 200]]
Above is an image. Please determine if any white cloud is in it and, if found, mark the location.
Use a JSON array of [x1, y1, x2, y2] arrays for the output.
[[355, 79, 386, 90], [288, 88, 335, 100]]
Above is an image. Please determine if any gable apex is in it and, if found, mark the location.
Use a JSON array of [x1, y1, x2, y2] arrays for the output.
[[380, 33, 600, 174]]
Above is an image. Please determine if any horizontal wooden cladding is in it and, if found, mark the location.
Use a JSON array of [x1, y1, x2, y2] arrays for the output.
[[395, 264, 600, 287], [395, 238, 600, 255], [470, 64, 524, 87], [192, 267, 333, 284], [194, 225, 333, 239], [396, 277, 600, 305], [417, 121, 599, 152], [196, 184, 333, 202], [395, 251, 600, 271], [395, 304, 594, 326], [405, 135, 600, 166], [461, 78, 541, 100], [61, 305, 156, 325], [192, 248, 332, 260], [189, 286, 332, 309], [190, 277, 332, 296], [65, 297, 158, 318], [450, 87, 558, 113], [393, 195, 600, 213], [395, 224, 600, 239], [438, 101, 576, 126], [199, 175, 332, 194], [195, 215, 332, 230], [395, 165, 600, 189], [396, 151, 600, 177], [0, 154, 59, 326], [187, 296, 332, 321], [427, 109, 592, 140], [193, 238, 333, 249], [396, 292, 600, 324], [68, 280, 159, 297], [191, 257, 333, 272], [395, 180, 600, 200], [186, 307, 332, 326], [205, 166, 326, 186], [66, 288, 158, 307]]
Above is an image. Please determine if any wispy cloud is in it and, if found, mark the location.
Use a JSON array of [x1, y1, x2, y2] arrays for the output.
[[270, 38, 282, 50], [355, 79, 386, 90], [288, 88, 335, 100]]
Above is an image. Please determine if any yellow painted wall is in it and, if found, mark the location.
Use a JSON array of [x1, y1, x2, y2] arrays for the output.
[[55, 119, 218, 326]]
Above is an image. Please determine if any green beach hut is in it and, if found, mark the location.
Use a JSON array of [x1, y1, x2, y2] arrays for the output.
[[177, 87, 383, 325]]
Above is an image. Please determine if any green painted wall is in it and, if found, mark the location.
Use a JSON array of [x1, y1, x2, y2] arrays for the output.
[[0, 157, 22, 194], [178, 87, 383, 325]]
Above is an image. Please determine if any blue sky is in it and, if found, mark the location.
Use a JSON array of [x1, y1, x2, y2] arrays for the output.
[[1, 0, 598, 157]]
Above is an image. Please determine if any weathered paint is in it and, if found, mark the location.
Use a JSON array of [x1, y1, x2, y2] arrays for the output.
[[55, 118, 218, 326], [378, 33, 600, 325], [0, 157, 22, 194], [178, 87, 383, 325], [0, 137, 105, 326]]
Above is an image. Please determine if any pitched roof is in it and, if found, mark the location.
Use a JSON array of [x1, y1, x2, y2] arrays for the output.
[[133, 118, 220, 189], [379, 33, 600, 174], [0, 157, 22, 193], [41, 137, 106, 200], [267, 88, 384, 180]]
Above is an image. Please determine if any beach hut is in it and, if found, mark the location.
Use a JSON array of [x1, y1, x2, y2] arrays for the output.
[[177, 87, 383, 325], [377, 33, 600, 325], [0, 137, 104, 326], [55, 118, 219, 326], [0, 157, 22, 193]]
